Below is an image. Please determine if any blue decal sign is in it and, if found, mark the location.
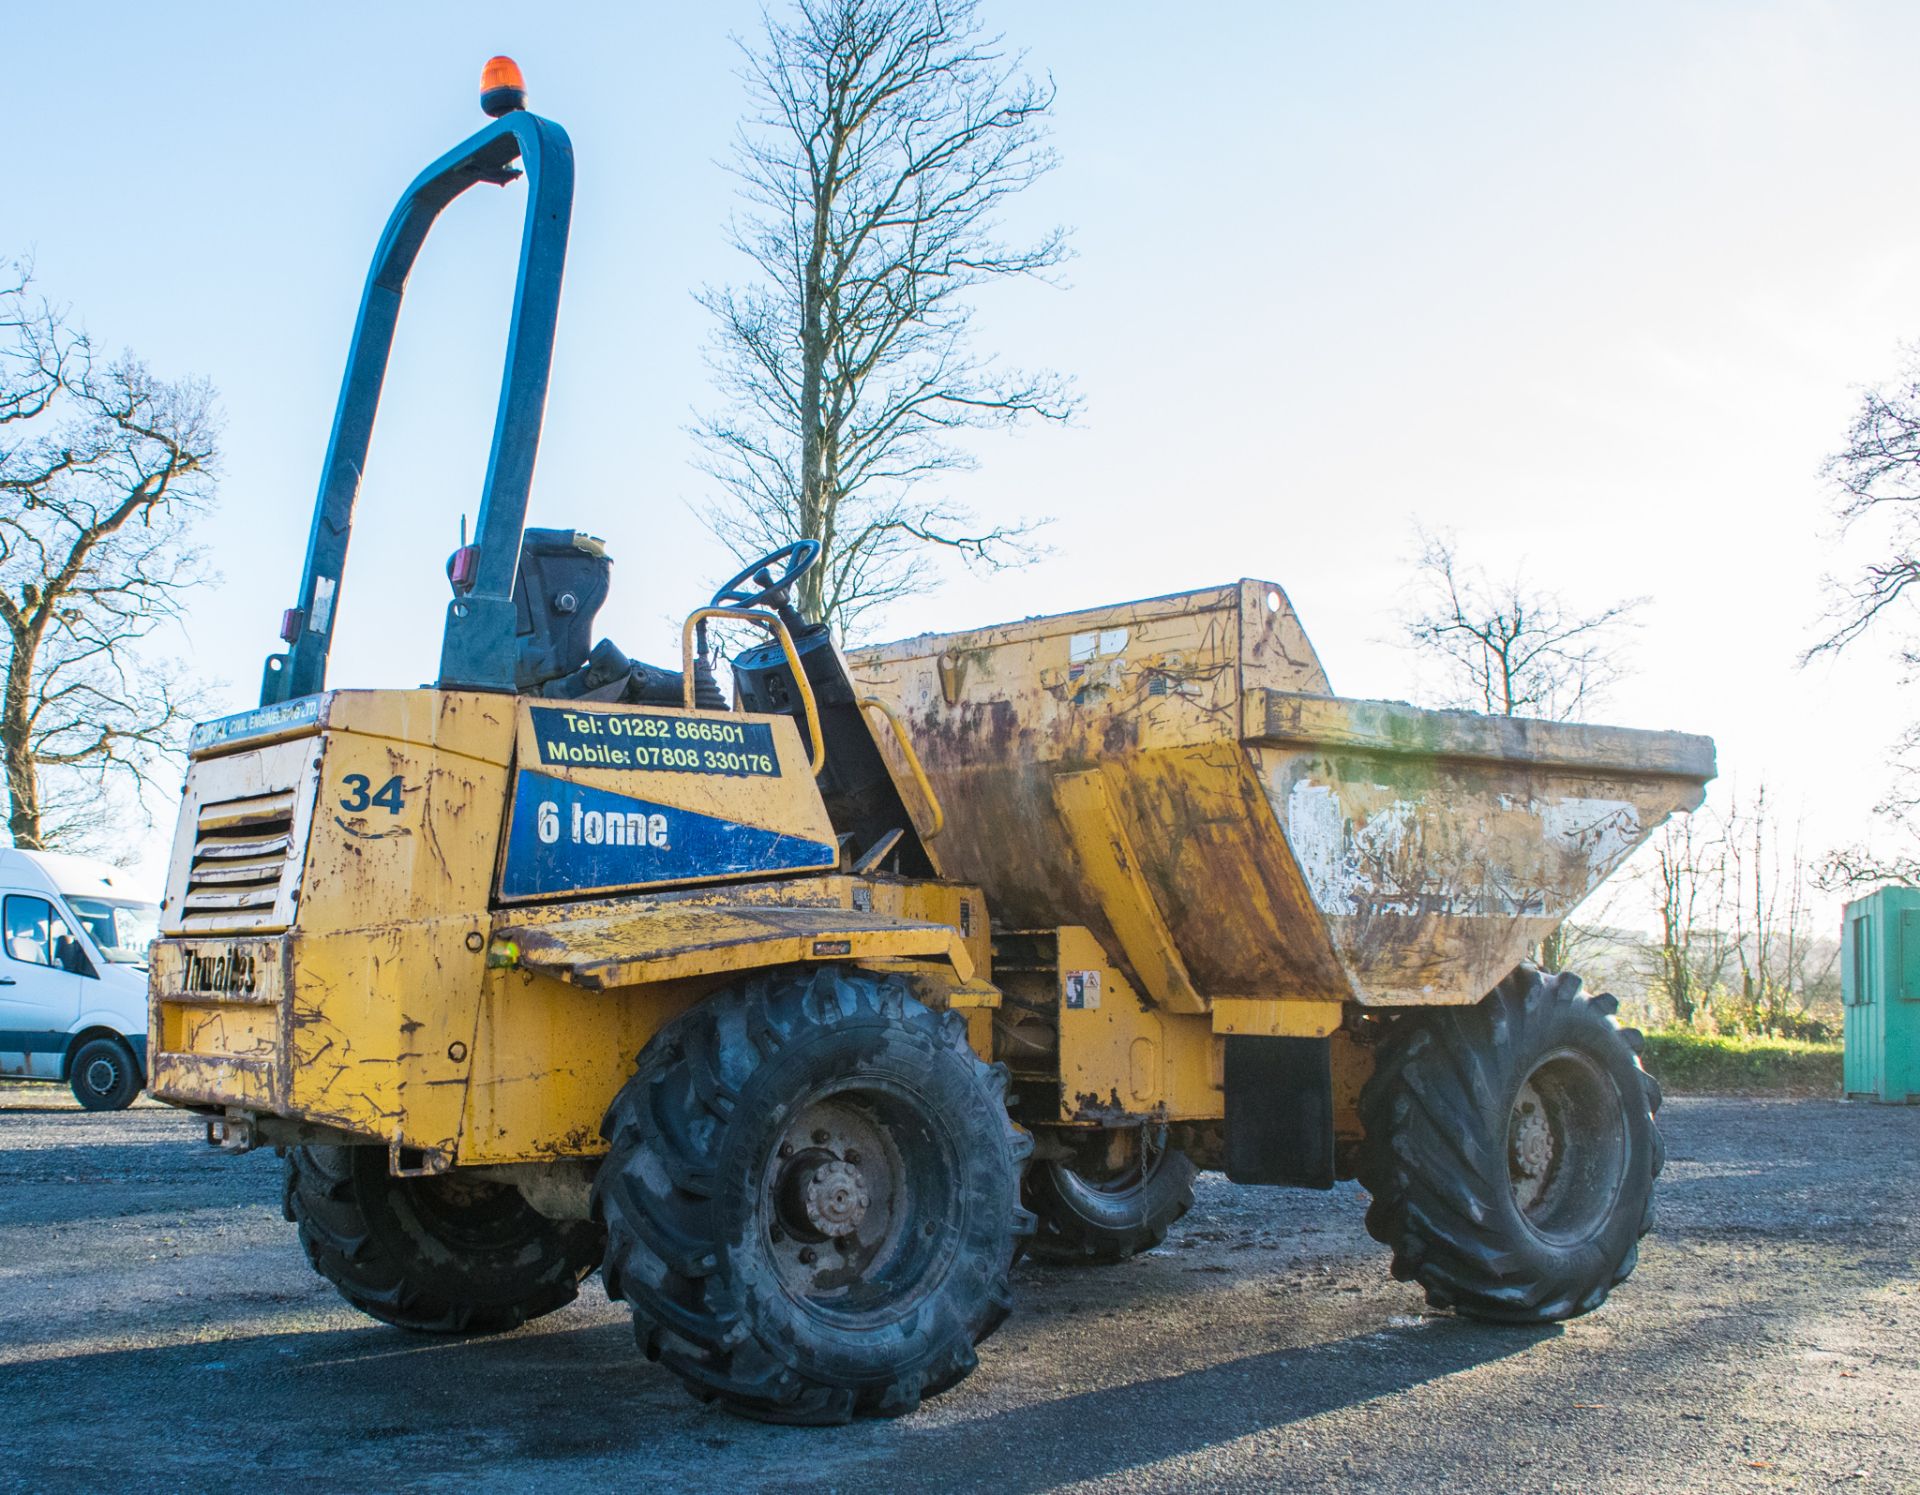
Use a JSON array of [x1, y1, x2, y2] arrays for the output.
[[500, 770, 837, 898], [528, 707, 781, 777]]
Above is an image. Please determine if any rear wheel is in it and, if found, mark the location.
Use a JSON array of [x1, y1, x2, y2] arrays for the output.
[[595, 966, 1032, 1424], [1025, 1124, 1197, 1264], [284, 1146, 603, 1333], [68, 1036, 140, 1111], [1357, 967, 1662, 1323]]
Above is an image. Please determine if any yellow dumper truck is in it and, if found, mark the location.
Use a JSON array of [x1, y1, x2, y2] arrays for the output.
[[147, 64, 1714, 1423]]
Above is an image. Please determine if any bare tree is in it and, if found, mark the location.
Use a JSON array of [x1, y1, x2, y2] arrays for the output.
[[1812, 344, 1920, 660], [1401, 527, 1646, 722], [695, 0, 1077, 636], [0, 263, 218, 851], [1644, 813, 1730, 1025], [1721, 784, 1833, 1035], [1811, 351, 1920, 886], [1639, 785, 1837, 1035], [1818, 730, 1920, 890]]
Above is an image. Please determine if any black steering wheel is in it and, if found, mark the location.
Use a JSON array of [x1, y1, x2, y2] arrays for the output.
[[710, 540, 822, 611]]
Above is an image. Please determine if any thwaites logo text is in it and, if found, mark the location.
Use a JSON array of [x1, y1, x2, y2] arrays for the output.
[[182, 946, 259, 996]]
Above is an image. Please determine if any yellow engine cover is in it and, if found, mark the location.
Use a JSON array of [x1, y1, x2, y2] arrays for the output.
[[149, 688, 991, 1166]]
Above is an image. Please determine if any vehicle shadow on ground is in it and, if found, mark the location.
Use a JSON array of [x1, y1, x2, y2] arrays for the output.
[[2, 1318, 657, 1491], [838, 1318, 1559, 1492], [0, 1309, 1558, 1493]]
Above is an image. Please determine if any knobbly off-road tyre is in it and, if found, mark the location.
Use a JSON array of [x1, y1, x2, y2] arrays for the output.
[[1024, 1126, 1197, 1265], [283, 1145, 604, 1334], [594, 966, 1032, 1425], [67, 1035, 141, 1111], [1357, 966, 1663, 1324]]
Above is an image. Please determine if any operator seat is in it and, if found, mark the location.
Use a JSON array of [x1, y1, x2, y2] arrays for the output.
[[512, 529, 610, 690], [506, 528, 723, 707]]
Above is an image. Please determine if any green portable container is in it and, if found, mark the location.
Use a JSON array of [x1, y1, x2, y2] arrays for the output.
[[1841, 886, 1920, 1104]]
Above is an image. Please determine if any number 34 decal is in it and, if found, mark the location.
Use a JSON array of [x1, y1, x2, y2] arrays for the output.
[[338, 773, 407, 815]]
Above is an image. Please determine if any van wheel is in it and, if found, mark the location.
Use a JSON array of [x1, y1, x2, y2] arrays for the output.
[[284, 1146, 604, 1334], [595, 966, 1033, 1424], [1357, 967, 1662, 1323], [68, 1036, 141, 1111]]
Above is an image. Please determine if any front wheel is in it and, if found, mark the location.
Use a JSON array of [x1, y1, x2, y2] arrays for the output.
[[594, 966, 1032, 1424], [68, 1036, 141, 1111], [1357, 967, 1662, 1323]]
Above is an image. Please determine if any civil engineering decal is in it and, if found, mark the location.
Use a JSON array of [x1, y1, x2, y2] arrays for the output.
[[500, 770, 837, 897]]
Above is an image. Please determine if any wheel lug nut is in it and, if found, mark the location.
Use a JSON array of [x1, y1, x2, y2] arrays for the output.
[[798, 1246, 817, 1264], [923, 1221, 937, 1237], [771, 1226, 785, 1243], [844, 1149, 861, 1165], [811, 1128, 830, 1145], [778, 1141, 794, 1158]]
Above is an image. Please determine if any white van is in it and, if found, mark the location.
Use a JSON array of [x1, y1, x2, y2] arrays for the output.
[[0, 849, 159, 1110]]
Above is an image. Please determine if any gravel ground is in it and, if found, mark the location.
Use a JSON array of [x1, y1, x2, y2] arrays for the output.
[[0, 1088, 1913, 1494]]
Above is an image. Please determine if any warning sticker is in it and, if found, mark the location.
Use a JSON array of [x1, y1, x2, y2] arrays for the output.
[[1064, 970, 1102, 1010]]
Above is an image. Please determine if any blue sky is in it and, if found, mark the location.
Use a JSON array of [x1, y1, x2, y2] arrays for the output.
[[11, 1, 1920, 912]]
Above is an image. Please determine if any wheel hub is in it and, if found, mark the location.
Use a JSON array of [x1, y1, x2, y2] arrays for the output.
[[1505, 1052, 1631, 1242], [1509, 1081, 1555, 1207], [761, 1093, 949, 1313], [85, 1057, 118, 1094], [800, 1157, 870, 1238]]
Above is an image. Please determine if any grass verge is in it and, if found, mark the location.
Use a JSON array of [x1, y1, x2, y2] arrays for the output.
[[1639, 1029, 1842, 1097]]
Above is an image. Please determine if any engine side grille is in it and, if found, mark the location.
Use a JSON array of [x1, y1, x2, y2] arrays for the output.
[[182, 789, 298, 931]]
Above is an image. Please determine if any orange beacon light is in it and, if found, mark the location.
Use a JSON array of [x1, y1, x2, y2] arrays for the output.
[[480, 56, 527, 117]]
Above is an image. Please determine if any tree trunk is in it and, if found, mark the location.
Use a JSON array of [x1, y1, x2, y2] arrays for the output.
[[1665, 945, 1695, 1025], [3, 633, 42, 849], [795, 158, 834, 623]]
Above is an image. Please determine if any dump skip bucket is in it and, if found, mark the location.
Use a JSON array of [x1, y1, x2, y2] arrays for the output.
[[852, 580, 1714, 1007]]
